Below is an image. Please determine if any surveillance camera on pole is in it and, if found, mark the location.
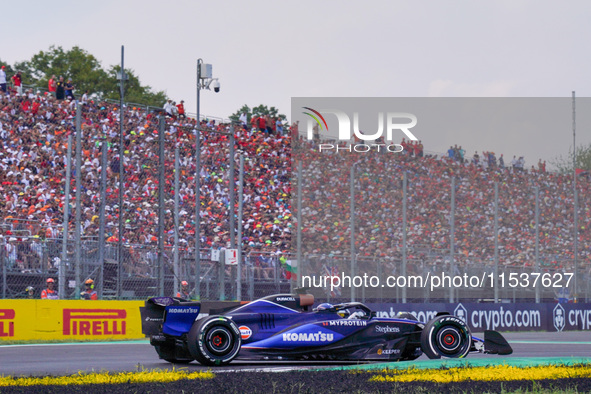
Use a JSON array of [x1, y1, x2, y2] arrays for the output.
[[198, 63, 220, 93], [195, 59, 220, 301], [211, 79, 220, 93], [203, 78, 220, 93]]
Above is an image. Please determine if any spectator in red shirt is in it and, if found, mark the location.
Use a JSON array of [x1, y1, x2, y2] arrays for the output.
[[176, 100, 186, 119], [257, 116, 266, 132], [31, 99, 41, 115], [48, 75, 57, 96], [11, 71, 22, 95]]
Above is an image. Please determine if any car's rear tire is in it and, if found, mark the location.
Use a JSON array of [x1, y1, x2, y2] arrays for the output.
[[420, 315, 471, 359], [155, 343, 194, 364], [187, 316, 242, 366]]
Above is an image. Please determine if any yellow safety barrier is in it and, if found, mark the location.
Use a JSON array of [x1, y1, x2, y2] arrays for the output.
[[0, 300, 145, 341]]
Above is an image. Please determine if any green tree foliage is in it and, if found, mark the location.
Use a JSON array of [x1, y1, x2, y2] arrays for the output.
[[8, 46, 167, 107], [14, 46, 107, 94], [551, 143, 591, 174], [230, 104, 287, 123]]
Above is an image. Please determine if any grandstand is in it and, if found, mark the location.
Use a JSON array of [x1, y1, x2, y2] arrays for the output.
[[0, 87, 291, 299], [0, 86, 589, 302], [293, 133, 591, 302]]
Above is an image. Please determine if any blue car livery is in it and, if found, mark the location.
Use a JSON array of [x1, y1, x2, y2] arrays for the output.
[[140, 292, 512, 366]]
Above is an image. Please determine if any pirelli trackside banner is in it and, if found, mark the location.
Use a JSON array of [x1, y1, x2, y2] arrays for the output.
[[367, 303, 591, 332], [0, 300, 144, 341]]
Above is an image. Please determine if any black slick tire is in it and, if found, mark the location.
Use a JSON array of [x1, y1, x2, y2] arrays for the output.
[[420, 315, 471, 359], [187, 316, 242, 366]]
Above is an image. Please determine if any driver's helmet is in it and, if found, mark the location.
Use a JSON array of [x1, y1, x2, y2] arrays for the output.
[[314, 303, 334, 312], [348, 311, 365, 320]]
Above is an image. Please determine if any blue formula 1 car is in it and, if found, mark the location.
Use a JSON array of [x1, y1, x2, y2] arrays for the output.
[[139, 292, 512, 366]]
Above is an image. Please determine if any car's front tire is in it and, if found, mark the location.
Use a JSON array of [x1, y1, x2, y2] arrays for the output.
[[163, 357, 193, 364], [420, 315, 471, 359], [187, 316, 242, 366]]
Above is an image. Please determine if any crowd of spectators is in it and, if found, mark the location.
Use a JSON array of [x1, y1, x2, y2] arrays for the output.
[[0, 71, 589, 290], [0, 80, 290, 276], [294, 136, 591, 281]]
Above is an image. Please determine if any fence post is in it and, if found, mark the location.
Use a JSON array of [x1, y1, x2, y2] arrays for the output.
[[275, 255, 280, 294], [39, 242, 45, 276], [229, 130, 236, 248], [194, 122, 201, 301], [361, 273, 366, 303], [174, 146, 180, 297], [424, 259, 430, 302], [248, 264, 254, 301], [377, 258, 383, 302], [42, 242, 49, 277], [572, 91, 578, 302], [61, 133, 73, 298], [535, 186, 540, 303], [98, 137, 108, 299], [494, 182, 499, 303], [350, 164, 356, 302], [219, 250, 225, 301], [1, 238, 5, 299], [74, 101, 82, 299], [449, 177, 455, 303], [157, 116, 165, 297], [402, 172, 407, 303], [117, 47, 125, 301], [296, 161, 303, 290], [237, 155, 244, 301]]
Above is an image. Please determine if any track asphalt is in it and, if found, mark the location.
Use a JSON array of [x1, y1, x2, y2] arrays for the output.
[[0, 332, 589, 377]]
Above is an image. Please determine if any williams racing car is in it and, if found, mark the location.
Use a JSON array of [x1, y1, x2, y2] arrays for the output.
[[140, 292, 512, 366]]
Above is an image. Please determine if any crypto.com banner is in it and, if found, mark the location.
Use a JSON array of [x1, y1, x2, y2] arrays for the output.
[[366, 302, 591, 332]]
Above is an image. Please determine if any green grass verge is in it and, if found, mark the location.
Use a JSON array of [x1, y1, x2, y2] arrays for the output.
[[365, 363, 591, 382], [1, 361, 590, 393], [0, 370, 214, 387], [1, 370, 590, 393]]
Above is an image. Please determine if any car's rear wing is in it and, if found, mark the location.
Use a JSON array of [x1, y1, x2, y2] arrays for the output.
[[140, 297, 201, 337]]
